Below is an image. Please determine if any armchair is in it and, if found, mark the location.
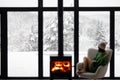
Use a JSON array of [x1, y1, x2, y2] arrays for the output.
[[76, 48, 112, 79]]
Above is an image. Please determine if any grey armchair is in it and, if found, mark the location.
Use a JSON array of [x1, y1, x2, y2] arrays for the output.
[[76, 48, 112, 79]]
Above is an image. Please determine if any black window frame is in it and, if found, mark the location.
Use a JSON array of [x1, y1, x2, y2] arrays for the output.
[[0, 0, 119, 79]]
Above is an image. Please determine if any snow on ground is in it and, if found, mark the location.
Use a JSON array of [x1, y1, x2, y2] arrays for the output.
[[8, 52, 38, 77], [8, 51, 120, 77], [115, 52, 120, 77]]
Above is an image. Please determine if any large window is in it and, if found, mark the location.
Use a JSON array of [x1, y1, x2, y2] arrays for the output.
[[8, 12, 38, 77], [79, 11, 110, 77], [115, 11, 120, 77]]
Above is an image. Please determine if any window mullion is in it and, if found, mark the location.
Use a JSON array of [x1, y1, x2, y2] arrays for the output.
[[58, 0, 63, 56], [74, 0, 79, 78], [110, 10, 115, 78], [39, 0, 43, 78]]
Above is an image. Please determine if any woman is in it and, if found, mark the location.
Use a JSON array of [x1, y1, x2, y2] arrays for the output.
[[77, 42, 109, 74]]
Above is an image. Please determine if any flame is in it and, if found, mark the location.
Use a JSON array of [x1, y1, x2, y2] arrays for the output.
[[51, 61, 71, 72]]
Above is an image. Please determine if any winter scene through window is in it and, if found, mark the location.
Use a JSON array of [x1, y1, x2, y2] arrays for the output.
[[63, 12, 74, 77], [79, 12, 110, 77], [63, 0, 74, 7], [8, 12, 38, 77], [115, 11, 120, 77], [43, 12, 58, 77]]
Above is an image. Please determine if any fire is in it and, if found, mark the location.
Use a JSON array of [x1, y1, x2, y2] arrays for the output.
[[51, 61, 71, 72]]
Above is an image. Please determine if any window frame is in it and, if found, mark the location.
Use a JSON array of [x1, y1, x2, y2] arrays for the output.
[[0, 0, 119, 79]]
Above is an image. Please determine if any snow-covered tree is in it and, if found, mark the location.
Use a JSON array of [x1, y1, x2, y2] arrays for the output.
[[95, 20, 106, 47], [8, 12, 38, 52], [44, 17, 58, 51], [63, 12, 74, 51]]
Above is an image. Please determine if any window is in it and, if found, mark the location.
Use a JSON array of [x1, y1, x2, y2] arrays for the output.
[[43, 12, 58, 77], [0, 0, 119, 79], [8, 12, 38, 77], [63, 0, 74, 7], [79, 0, 120, 7], [79, 11, 110, 77], [43, 0, 58, 7], [115, 11, 120, 77], [0, 0, 38, 7]]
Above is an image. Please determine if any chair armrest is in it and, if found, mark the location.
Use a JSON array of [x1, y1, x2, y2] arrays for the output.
[[76, 62, 83, 70], [95, 66, 103, 74], [76, 62, 83, 75]]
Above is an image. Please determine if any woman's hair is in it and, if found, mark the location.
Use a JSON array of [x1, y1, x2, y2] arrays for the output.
[[98, 47, 105, 52]]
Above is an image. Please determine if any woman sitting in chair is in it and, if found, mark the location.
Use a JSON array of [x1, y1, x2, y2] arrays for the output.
[[77, 42, 109, 74]]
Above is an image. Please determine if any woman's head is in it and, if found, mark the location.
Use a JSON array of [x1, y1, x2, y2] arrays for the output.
[[98, 42, 107, 52]]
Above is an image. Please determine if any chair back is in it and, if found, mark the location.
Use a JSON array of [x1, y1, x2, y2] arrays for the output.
[[88, 48, 113, 62]]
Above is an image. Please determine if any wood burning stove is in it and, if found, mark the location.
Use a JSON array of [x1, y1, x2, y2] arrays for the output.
[[50, 56, 72, 79]]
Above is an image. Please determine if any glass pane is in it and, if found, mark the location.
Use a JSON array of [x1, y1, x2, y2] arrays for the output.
[[63, 0, 74, 7], [115, 12, 120, 77], [63, 12, 74, 77], [79, 12, 110, 77], [0, 14, 1, 75], [43, 0, 58, 7], [43, 12, 58, 77], [8, 12, 38, 77], [0, 0, 38, 7], [79, 0, 120, 7]]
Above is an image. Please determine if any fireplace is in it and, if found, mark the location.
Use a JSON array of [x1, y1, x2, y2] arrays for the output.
[[50, 56, 72, 79]]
